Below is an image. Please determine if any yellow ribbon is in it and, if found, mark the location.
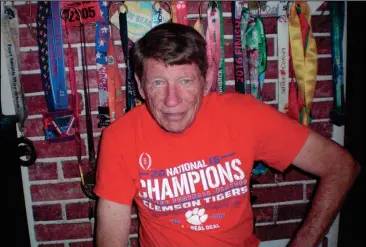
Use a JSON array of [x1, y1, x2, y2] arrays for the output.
[[193, 17, 205, 37], [289, 1, 318, 126]]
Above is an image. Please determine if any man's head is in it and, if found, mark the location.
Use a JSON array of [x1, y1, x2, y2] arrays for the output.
[[132, 23, 213, 133]]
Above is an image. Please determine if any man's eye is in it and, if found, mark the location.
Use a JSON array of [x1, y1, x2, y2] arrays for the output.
[[152, 80, 163, 85], [181, 78, 191, 84]]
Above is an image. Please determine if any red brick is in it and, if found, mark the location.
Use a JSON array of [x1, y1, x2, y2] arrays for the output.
[[113, 45, 126, 64], [35, 222, 92, 241], [263, 17, 278, 34], [93, 135, 101, 153], [33, 204, 62, 221], [224, 85, 235, 93], [21, 74, 43, 93], [316, 37, 331, 54], [32, 139, 86, 158], [261, 83, 276, 102], [317, 58, 332, 75], [251, 185, 303, 204], [129, 238, 139, 247], [38, 244, 64, 247], [253, 207, 273, 223], [16, 4, 37, 24], [255, 222, 300, 241], [305, 183, 317, 200], [66, 70, 98, 91], [84, 46, 96, 66], [28, 162, 58, 181], [130, 218, 139, 234], [31, 182, 86, 202], [65, 201, 95, 220], [25, 93, 83, 115], [131, 203, 138, 215], [277, 203, 309, 221], [278, 167, 314, 182], [251, 170, 275, 184], [79, 114, 102, 134], [24, 118, 44, 137], [311, 101, 333, 119], [19, 27, 38, 47], [63, 25, 96, 44], [315, 81, 333, 98], [311, 15, 331, 33], [265, 61, 278, 80], [20, 51, 40, 71], [69, 242, 94, 247], [62, 159, 93, 179], [266, 37, 275, 57], [310, 121, 333, 138]]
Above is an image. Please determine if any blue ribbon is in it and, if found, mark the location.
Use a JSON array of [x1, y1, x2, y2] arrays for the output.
[[47, 1, 68, 111]]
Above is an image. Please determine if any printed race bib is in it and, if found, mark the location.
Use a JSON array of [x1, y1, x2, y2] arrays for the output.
[[61, 1, 102, 27]]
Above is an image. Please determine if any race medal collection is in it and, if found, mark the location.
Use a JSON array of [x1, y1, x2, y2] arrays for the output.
[[11, 1, 342, 204]]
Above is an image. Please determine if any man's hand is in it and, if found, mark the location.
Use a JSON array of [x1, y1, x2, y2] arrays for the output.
[[288, 130, 360, 247], [95, 198, 132, 247]]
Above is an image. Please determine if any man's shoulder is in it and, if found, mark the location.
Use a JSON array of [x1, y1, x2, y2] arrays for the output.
[[102, 104, 148, 136], [208, 92, 260, 110]]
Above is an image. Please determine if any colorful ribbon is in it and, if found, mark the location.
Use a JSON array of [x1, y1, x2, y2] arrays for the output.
[[47, 1, 68, 111], [206, 2, 221, 92], [1, 2, 28, 134], [329, 1, 345, 126], [289, 1, 318, 126]]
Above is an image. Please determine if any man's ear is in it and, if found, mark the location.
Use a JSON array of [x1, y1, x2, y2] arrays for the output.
[[134, 73, 145, 100], [204, 65, 214, 95]]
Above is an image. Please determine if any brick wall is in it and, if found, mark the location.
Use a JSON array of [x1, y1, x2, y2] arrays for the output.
[[15, 1, 333, 246]]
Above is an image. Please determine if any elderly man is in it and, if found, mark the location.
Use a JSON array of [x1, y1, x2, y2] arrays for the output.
[[94, 23, 360, 247]]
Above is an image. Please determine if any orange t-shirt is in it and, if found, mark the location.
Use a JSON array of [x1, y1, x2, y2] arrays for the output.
[[94, 92, 310, 247]]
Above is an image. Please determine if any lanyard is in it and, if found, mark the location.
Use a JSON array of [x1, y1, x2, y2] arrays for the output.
[[289, 1, 318, 126], [232, 1, 247, 94], [217, 1, 226, 93], [329, 1, 345, 126], [174, 1, 188, 25], [277, 8, 290, 113], [206, 2, 221, 92], [1, 2, 28, 134], [119, 10, 136, 112], [246, 16, 267, 100], [95, 0, 110, 128], [36, 1, 55, 112], [107, 30, 124, 122], [47, 1, 68, 111]]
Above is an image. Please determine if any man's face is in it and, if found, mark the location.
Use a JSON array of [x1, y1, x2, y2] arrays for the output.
[[136, 59, 211, 133]]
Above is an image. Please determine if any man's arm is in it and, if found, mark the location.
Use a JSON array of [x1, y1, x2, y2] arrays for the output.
[[95, 198, 132, 247], [288, 130, 361, 247]]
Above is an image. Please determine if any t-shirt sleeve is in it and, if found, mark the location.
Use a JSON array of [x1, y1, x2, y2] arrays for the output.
[[238, 95, 311, 172], [94, 125, 136, 205]]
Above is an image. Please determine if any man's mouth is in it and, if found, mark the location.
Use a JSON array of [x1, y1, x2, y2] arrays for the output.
[[163, 112, 186, 121]]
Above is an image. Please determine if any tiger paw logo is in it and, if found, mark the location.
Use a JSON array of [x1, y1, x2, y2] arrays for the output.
[[185, 208, 208, 225]]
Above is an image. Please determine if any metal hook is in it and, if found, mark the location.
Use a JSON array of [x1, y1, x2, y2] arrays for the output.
[[152, 1, 172, 18], [61, 5, 83, 25], [108, 1, 128, 17], [198, 1, 219, 20], [256, 1, 261, 17]]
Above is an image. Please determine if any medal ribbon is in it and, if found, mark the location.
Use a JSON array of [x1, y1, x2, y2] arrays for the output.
[[289, 1, 318, 126], [206, 3, 221, 92]]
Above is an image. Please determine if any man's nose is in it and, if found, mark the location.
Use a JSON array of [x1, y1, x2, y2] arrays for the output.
[[164, 84, 182, 107]]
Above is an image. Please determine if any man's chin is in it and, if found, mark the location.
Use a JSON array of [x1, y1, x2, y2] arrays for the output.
[[160, 121, 190, 134]]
